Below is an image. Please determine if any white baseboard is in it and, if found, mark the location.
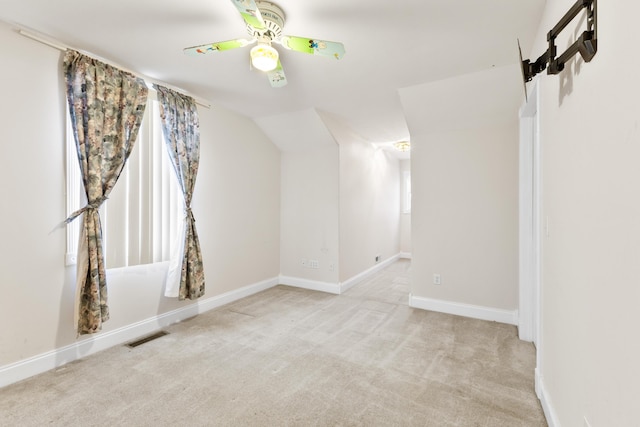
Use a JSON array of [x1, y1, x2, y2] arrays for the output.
[[279, 254, 402, 295], [278, 275, 341, 294], [199, 277, 279, 311], [340, 254, 401, 293], [400, 252, 412, 259], [409, 294, 519, 325], [536, 368, 559, 427], [0, 276, 279, 389]]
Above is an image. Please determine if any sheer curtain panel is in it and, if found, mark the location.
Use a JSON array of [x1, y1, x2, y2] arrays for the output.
[[154, 84, 205, 300], [64, 50, 148, 335]]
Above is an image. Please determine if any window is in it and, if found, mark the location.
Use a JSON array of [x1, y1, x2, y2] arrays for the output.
[[402, 170, 411, 214], [66, 92, 182, 268]]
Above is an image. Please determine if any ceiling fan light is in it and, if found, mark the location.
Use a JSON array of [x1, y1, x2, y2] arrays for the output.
[[250, 44, 279, 72]]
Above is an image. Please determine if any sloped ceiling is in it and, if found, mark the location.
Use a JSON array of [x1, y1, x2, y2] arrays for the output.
[[0, 0, 544, 151], [399, 64, 524, 136], [255, 109, 336, 152]]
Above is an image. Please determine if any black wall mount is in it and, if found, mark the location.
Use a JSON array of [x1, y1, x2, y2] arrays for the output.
[[521, 0, 597, 83]]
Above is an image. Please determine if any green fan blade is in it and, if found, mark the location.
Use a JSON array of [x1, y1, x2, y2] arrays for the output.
[[184, 39, 253, 56], [280, 36, 346, 60], [267, 60, 287, 88], [230, 0, 265, 30]]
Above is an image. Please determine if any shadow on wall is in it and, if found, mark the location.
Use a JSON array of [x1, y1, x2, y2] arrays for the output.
[[558, 9, 589, 107]]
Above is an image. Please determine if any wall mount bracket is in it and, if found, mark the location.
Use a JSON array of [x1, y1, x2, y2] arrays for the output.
[[521, 0, 597, 83]]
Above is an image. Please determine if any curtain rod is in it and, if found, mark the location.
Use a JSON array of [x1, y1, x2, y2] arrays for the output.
[[18, 29, 212, 109]]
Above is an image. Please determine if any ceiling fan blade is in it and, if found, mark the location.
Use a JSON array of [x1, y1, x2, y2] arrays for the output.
[[279, 36, 346, 60], [183, 38, 254, 56], [229, 0, 266, 30], [267, 60, 287, 88]]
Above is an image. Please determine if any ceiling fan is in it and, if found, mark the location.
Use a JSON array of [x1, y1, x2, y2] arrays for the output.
[[183, 0, 346, 88]]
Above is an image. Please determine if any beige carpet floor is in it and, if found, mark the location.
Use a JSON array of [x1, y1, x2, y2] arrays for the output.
[[0, 260, 546, 426]]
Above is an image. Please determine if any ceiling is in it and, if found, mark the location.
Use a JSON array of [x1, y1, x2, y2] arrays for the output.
[[0, 0, 545, 155]]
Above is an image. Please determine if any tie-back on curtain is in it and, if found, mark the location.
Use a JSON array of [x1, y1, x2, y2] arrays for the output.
[[64, 50, 148, 335], [154, 85, 205, 300]]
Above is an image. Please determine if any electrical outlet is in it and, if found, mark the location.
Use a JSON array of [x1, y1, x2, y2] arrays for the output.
[[309, 260, 320, 269], [65, 253, 77, 266], [433, 274, 441, 285]]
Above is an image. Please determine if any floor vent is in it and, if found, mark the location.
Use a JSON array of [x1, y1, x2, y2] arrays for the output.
[[126, 331, 169, 348]]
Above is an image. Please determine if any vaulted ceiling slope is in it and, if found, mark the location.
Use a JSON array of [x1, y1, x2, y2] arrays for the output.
[[0, 0, 544, 150]]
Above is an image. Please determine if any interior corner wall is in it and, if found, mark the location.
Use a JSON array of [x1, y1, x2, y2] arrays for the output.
[[280, 147, 340, 283], [531, 0, 640, 425], [338, 137, 401, 283], [0, 20, 280, 370], [410, 123, 518, 311]]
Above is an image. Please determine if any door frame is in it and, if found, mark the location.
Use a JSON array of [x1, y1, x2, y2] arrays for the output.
[[518, 80, 541, 346]]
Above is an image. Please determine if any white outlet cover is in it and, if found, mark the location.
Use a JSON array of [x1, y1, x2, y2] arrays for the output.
[[65, 253, 77, 266]]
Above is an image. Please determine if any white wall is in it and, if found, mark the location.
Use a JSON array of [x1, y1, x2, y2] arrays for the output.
[[531, 1, 640, 425], [0, 21, 281, 369], [195, 104, 281, 295], [399, 65, 521, 318], [280, 147, 340, 283], [0, 21, 68, 366], [399, 159, 412, 256], [320, 114, 400, 283], [409, 124, 518, 310], [278, 111, 402, 289]]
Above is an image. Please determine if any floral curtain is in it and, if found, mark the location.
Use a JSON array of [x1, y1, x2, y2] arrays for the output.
[[154, 85, 205, 300], [64, 50, 148, 335]]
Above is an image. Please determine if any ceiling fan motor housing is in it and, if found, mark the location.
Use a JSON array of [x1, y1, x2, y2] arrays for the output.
[[247, 1, 285, 41]]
